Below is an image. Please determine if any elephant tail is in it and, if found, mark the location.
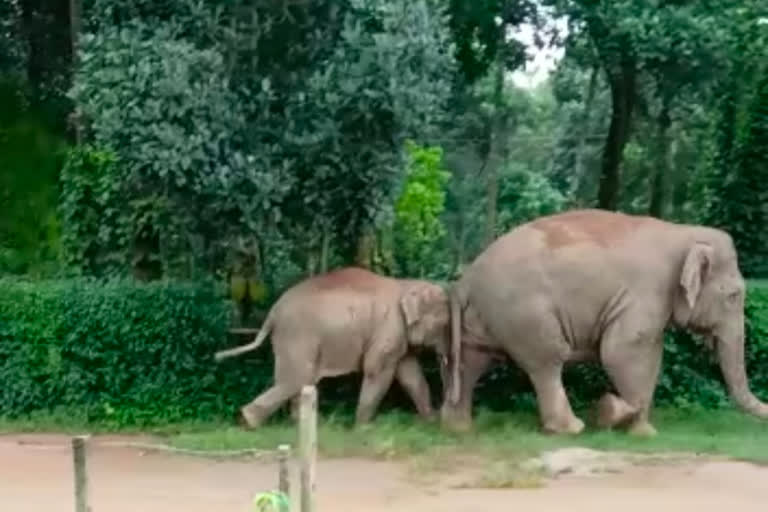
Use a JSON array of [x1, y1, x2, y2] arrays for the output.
[[448, 286, 462, 406], [214, 309, 275, 362]]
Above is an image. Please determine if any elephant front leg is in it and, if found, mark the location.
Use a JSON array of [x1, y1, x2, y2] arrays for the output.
[[600, 331, 664, 437], [396, 356, 434, 421], [355, 363, 397, 426], [528, 363, 585, 435]]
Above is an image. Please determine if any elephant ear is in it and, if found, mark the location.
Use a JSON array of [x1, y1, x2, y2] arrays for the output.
[[399, 283, 437, 346], [400, 285, 425, 344], [680, 242, 714, 310]]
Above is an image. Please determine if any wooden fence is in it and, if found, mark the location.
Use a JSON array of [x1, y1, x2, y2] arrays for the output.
[[71, 385, 319, 512]]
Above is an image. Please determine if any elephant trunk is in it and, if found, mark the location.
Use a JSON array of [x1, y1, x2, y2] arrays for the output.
[[717, 330, 768, 419], [448, 286, 462, 406]]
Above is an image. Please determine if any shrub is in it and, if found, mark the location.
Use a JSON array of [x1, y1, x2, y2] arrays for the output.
[[0, 278, 269, 424], [1, 279, 767, 426]]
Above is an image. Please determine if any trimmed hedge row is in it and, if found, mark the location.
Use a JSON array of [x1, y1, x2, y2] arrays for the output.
[[1, 278, 767, 425], [0, 279, 253, 424]]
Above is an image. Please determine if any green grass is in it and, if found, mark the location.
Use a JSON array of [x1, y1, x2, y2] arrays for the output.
[[5, 406, 764, 464], [165, 406, 768, 464]]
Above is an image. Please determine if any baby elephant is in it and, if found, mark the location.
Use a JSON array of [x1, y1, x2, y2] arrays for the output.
[[214, 266, 451, 428]]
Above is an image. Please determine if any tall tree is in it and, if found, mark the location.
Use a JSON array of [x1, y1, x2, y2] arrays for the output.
[[65, 0, 456, 279], [722, 70, 768, 277]]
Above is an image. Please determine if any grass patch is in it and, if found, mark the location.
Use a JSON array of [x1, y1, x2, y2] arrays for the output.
[[748, 279, 768, 289], [2, 406, 768, 465], [0, 406, 222, 436], [163, 407, 768, 463]]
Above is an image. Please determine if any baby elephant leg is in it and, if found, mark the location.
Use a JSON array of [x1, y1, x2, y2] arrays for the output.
[[395, 355, 434, 421], [240, 384, 297, 429], [356, 362, 397, 426]]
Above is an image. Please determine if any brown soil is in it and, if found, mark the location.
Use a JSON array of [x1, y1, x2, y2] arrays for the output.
[[2, 434, 767, 512]]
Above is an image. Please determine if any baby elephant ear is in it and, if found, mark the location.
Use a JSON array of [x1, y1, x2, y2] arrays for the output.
[[400, 283, 438, 346], [399, 284, 425, 328]]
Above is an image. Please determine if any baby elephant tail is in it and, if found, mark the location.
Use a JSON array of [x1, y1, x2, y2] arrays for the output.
[[214, 310, 275, 362]]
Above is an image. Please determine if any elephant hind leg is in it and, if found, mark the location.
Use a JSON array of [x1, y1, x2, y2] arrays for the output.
[[242, 339, 317, 429], [240, 384, 300, 429], [595, 393, 639, 429]]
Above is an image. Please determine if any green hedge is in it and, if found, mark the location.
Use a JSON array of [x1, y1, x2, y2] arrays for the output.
[[0, 279, 260, 424], [1, 279, 767, 426]]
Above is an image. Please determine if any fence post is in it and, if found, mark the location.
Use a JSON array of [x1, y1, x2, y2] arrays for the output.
[[72, 435, 90, 512], [299, 386, 317, 512], [277, 443, 290, 496]]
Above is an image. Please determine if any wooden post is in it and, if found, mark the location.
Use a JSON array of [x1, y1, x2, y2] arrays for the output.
[[72, 435, 90, 512], [299, 386, 317, 512], [277, 444, 290, 496]]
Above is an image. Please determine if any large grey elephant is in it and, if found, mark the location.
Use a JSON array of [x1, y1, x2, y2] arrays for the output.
[[439, 209, 768, 436], [215, 267, 450, 428]]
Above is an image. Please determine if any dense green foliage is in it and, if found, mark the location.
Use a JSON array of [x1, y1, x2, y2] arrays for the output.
[[394, 141, 451, 277], [705, 70, 768, 278], [69, 24, 251, 278], [0, 278, 240, 423], [3, 0, 768, 427], [55, 0, 457, 280], [3, 0, 768, 281], [1, 279, 766, 425]]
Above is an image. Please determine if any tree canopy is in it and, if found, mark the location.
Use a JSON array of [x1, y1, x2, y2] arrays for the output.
[[2, 0, 768, 285]]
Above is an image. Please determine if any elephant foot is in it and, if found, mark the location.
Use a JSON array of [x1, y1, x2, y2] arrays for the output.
[[541, 415, 585, 435], [439, 406, 473, 433], [421, 409, 437, 423], [627, 420, 657, 437], [595, 393, 639, 429], [239, 404, 265, 429]]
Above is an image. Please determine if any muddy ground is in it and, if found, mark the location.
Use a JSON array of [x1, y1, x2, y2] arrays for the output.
[[2, 434, 767, 512]]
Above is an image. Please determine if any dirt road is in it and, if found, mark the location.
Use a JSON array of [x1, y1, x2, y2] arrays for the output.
[[2, 434, 767, 512]]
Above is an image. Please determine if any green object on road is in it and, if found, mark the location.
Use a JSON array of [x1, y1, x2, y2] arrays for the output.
[[252, 490, 289, 512]]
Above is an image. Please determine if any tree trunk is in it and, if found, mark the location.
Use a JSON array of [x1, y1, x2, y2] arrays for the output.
[[454, 215, 466, 278], [69, 0, 82, 143], [649, 95, 672, 218], [306, 248, 317, 276], [573, 64, 599, 201], [484, 38, 508, 245], [319, 226, 330, 274], [20, 0, 72, 99], [597, 59, 636, 211], [666, 136, 680, 218], [355, 229, 374, 269], [375, 226, 395, 275]]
